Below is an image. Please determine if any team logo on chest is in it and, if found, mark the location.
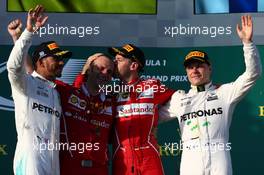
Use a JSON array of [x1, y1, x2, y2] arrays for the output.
[[87, 101, 111, 114], [207, 92, 218, 101], [137, 88, 154, 99], [68, 94, 87, 110], [121, 92, 129, 99], [180, 96, 192, 107]]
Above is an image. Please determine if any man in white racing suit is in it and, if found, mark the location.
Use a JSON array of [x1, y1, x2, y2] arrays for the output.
[[159, 15, 262, 175], [7, 5, 72, 175]]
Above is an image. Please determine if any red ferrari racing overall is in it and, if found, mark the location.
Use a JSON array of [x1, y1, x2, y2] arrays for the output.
[[56, 77, 114, 175], [113, 78, 174, 175]]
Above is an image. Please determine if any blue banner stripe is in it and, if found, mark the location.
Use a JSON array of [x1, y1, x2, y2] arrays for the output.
[[258, 0, 264, 11], [195, 0, 229, 14], [229, 0, 257, 13], [195, 0, 264, 14]]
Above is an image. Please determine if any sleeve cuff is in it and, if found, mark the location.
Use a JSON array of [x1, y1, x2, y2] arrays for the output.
[[20, 29, 34, 40], [243, 42, 254, 48]]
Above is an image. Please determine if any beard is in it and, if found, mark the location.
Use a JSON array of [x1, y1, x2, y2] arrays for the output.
[[53, 65, 64, 78], [56, 72, 62, 78], [111, 66, 120, 79]]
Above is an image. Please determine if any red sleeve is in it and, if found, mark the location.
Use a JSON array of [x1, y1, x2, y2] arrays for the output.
[[72, 73, 87, 89], [153, 80, 175, 105], [54, 79, 68, 95]]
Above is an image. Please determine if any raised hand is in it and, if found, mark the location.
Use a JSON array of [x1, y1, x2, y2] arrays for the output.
[[236, 15, 253, 44], [7, 19, 23, 43], [26, 5, 48, 32], [81, 53, 104, 75]]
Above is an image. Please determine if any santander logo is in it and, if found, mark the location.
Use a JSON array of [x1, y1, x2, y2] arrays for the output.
[[117, 103, 154, 117]]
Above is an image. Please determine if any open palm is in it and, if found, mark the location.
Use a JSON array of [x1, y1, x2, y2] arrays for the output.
[[236, 15, 253, 43], [26, 5, 48, 32]]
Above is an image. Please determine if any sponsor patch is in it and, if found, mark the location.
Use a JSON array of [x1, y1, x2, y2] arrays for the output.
[[68, 94, 87, 110], [117, 92, 130, 102], [123, 44, 134, 52], [36, 90, 49, 98], [207, 93, 218, 101], [32, 102, 60, 117], [117, 103, 154, 117], [137, 88, 154, 99], [90, 119, 110, 129], [180, 100, 191, 107], [121, 92, 129, 99], [180, 107, 223, 122], [65, 111, 72, 117], [47, 43, 59, 50]]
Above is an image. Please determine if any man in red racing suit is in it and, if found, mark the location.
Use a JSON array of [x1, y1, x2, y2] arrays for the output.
[[109, 44, 175, 175], [57, 53, 115, 175], [113, 78, 174, 175], [56, 80, 114, 174]]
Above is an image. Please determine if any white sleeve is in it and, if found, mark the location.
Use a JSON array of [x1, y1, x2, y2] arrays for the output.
[[159, 92, 178, 122], [224, 42, 262, 104], [7, 29, 33, 95]]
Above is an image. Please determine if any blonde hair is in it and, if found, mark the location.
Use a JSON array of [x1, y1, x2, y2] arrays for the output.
[[87, 53, 106, 62]]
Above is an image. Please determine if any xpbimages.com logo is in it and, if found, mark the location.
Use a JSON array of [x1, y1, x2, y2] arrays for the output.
[[98, 82, 166, 95], [33, 139, 100, 154], [159, 141, 232, 156]]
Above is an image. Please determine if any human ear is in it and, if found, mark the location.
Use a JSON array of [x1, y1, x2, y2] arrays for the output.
[[130, 62, 139, 71], [37, 59, 45, 68]]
